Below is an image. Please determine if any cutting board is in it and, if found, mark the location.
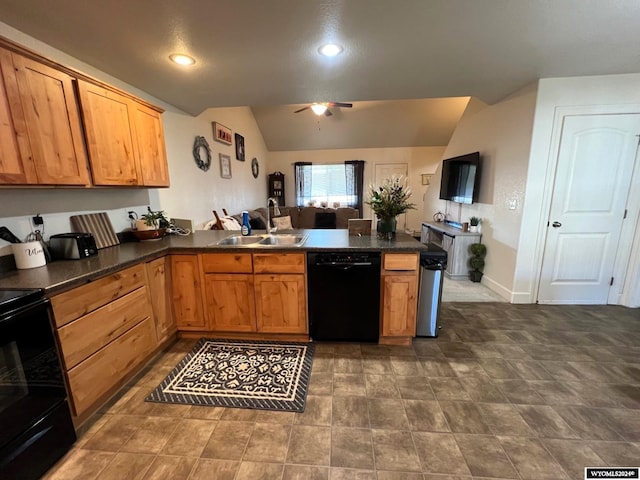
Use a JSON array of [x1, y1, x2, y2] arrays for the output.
[[70, 212, 119, 249]]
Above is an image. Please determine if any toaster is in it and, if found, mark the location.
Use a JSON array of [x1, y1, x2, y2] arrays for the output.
[[49, 233, 98, 260]]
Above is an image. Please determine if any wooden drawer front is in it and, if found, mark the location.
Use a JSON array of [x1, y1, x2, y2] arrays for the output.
[[253, 253, 305, 274], [51, 264, 146, 327], [201, 253, 252, 273], [383, 253, 419, 272], [57, 287, 152, 369], [67, 317, 156, 416]]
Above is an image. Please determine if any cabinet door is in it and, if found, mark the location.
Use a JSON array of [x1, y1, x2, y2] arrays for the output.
[[170, 255, 206, 330], [254, 274, 307, 334], [146, 257, 176, 344], [77, 80, 140, 185], [204, 273, 256, 332], [12, 53, 90, 185], [381, 274, 418, 337], [0, 48, 37, 184], [132, 101, 169, 186]]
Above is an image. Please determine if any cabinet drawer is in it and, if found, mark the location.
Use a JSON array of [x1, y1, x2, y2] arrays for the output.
[[383, 253, 419, 272], [57, 287, 152, 369], [67, 317, 156, 416], [51, 264, 146, 327], [253, 253, 305, 274], [201, 253, 253, 273]]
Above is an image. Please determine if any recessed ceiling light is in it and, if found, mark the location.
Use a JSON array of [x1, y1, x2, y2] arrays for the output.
[[318, 44, 343, 57], [169, 53, 196, 66]]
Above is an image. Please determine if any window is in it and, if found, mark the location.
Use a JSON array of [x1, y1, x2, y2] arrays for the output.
[[295, 161, 364, 213]]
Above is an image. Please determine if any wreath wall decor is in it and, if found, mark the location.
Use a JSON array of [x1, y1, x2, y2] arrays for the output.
[[193, 136, 212, 171]]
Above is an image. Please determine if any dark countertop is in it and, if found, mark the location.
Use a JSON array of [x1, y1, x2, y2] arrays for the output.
[[423, 221, 481, 237], [0, 229, 431, 295]]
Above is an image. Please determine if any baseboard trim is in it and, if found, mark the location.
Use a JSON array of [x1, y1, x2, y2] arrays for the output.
[[480, 275, 511, 301]]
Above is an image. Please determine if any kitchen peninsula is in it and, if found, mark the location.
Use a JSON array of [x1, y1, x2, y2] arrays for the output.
[[0, 230, 428, 424]]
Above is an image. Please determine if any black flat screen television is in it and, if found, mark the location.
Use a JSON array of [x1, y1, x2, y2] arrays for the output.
[[439, 152, 481, 204]]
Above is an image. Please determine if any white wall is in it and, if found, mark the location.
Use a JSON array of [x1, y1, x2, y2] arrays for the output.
[[514, 73, 640, 306], [267, 146, 446, 233], [158, 106, 268, 229], [424, 88, 538, 299]]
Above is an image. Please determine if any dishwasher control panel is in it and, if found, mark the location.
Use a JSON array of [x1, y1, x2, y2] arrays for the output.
[[312, 252, 381, 266]]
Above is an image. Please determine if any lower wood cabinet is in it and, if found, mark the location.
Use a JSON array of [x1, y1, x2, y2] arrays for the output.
[[196, 252, 308, 336], [254, 273, 307, 334], [50, 264, 157, 420], [380, 253, 419, 344], [146, 256, 176, 344], [170, 254, 207, 330], [204, 273, 256, 332], [66, 317, 156, 417]]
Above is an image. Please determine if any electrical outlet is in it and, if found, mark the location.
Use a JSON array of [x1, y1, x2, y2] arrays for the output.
[[508, 199, 517, 210]]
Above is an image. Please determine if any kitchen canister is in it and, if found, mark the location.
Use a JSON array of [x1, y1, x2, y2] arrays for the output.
[[12, 241, 47, 269]]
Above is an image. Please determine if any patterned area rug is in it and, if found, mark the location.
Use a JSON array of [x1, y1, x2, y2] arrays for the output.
[[146, 338, 315, 412]]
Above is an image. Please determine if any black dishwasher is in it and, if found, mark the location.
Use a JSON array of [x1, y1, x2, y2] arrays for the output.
[[307, 252, 381, 342]]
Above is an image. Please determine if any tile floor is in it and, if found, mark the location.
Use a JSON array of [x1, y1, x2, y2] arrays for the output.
[[45, 302, 640, 480], [442, 276, 506, 303]]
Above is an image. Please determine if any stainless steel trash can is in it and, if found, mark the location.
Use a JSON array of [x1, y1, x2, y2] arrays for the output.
[[416, 248, 446, 337]]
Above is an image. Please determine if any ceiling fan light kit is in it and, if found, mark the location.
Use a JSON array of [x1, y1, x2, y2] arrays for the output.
[[310, 103, 329, 115], [294, 101, 353, 116]]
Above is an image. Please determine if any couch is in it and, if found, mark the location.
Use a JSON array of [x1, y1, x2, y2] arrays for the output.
[[230, 206, 360, 230]]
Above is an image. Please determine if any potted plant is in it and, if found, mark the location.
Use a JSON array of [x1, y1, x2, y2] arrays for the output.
[[469, 216, 481, 233], [135, 207, 169, 231], [366, 176, 416, 238], [133, 207, 169, 240], [468, 242, 486, 282]]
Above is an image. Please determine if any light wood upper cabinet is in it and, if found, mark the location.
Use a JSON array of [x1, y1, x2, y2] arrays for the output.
[[132, 101, 169, 186], [3, 50, 90, 186], [0, 48, 36, 184], [77, 80, 169, 187], [77, 81, 139, 185]]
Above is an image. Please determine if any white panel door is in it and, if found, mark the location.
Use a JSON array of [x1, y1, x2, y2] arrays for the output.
[[374, 163, 408, 229], [538, 114, 640, 304]]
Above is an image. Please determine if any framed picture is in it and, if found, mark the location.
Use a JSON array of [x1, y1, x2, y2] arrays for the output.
[[212, 122, 232, 145], [234, 133, 245, 161], [219, 154, 232, 178]]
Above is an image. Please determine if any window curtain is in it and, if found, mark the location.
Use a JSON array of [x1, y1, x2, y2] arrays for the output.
[[344, 160, 365, 215], [294, 162, 312, 206]]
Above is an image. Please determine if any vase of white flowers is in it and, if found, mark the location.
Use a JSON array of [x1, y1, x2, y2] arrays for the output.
[[366, 176, 416, 239]]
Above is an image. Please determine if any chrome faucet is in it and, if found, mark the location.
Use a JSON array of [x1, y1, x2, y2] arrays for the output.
[[266, 197, 281, 234]]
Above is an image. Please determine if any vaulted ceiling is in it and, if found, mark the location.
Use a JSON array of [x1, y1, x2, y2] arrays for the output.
[[1, 0, 639, 150]]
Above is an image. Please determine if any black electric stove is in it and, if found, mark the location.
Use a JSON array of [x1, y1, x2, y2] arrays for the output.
[[0, 288, 76, 480]]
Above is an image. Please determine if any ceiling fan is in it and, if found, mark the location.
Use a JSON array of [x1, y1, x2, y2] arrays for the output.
[[294, 102, 353, 116]]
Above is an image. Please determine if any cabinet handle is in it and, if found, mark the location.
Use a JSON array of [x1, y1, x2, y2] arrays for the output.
[[552, 221, 562, 228]]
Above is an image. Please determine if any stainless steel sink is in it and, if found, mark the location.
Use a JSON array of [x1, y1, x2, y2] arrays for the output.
[[215, 235, 262, 246], [214, 234, 307, 247], [257, 234, 307, 247]]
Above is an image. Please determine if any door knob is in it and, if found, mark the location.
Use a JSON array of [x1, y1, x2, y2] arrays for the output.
[[552, 221, 562, 228]]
